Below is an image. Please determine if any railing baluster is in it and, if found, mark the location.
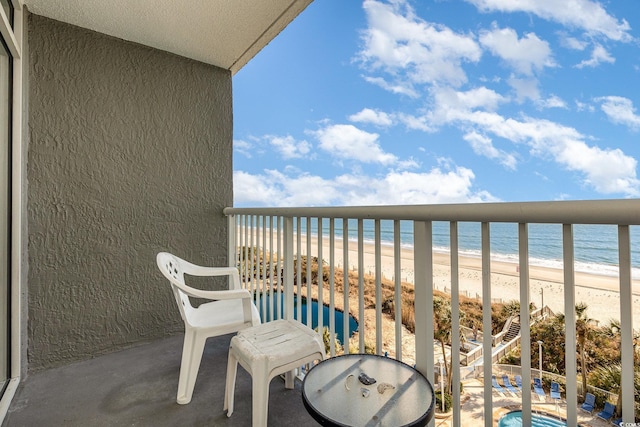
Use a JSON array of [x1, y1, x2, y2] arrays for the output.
[[329, 218, 336, 356], [306, 217, 312, 330], [250, 215, 255, 299], [481, 222, 492, 427], [450, 221, 461, 427], [343, 218, 350, 353], [261, 215, 267, 320], [242, 215, 248, 289], [519, 223, 532, 426], [268, 216, 274, 322], [296, 217, 302, 323], [414, 219, 434, 427], [375, 219, 382, 355], [618, 225, 634, 423], [394, 220, 402, 362], [563, 224, 577, 425], [227, 214, 235, 271], [283, 217, 294, 321], [276, 216, 282, 320], [317, 218, 323, 338], [358, 218, 365, 353]]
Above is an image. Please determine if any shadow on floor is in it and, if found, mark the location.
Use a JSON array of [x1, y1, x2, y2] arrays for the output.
[[5, 333, 317, 426]]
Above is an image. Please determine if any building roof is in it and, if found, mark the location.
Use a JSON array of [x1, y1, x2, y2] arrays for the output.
[[22, 0, 313, 74]]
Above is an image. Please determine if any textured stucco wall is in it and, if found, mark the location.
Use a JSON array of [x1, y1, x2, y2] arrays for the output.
[[27, 14, 233, 370]]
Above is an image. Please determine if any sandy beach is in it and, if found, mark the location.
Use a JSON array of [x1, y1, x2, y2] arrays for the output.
[[290, 234, 640, 331]]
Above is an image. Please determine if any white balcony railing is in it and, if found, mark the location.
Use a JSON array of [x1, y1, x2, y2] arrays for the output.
[[224, 200, 639, 427]]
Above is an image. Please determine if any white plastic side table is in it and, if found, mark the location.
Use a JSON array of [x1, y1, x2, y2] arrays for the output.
[[224, 319, 325, 427]]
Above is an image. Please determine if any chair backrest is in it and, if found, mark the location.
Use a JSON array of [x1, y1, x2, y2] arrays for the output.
[[603, 402, 615, 415], [551, 382, 559, 392], [585, 393, 596, 405], [534, 377, 542, 387], [515, 375, 522, 386], [157, 252, 194, 323]]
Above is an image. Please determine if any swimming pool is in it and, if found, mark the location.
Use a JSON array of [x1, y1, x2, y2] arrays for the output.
[[498, 410, 577, 427]]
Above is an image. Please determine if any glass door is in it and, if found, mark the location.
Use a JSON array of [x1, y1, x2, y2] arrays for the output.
[[0, 38, 10, 387], [0, 0, 17, 404]]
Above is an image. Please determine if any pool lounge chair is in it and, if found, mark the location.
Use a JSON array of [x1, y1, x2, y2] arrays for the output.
[[533, 377, 547, 400], [550, 381, 561, 400], [580, 393, 596, 413], [611, 418, 622, 426], [514, 375, 523, 391], [502, 375, 520, 394], [596, 402, 615, 422], [491, 375, 507, 394]]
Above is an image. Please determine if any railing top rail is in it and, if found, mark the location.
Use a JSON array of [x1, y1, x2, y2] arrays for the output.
[[224, 199, 640, 225]]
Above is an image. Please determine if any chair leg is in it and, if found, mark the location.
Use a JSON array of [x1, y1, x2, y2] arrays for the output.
[[284, 370, 295, 389], [176, 330, 207, 405], [224, 348, 238, 416]]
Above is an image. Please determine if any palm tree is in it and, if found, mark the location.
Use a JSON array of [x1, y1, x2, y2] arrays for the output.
[[575, 302, 594, 398], [601, 320, 640, 417], [433, 296, 466, 393]]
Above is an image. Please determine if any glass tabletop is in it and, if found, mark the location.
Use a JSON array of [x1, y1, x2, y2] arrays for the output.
[[302, 354, 435, 427]]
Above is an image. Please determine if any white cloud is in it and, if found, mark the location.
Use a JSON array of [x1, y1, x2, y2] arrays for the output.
[[233, 170, 284, 205], [234, 139, 253, 158], [425, 91, 640, 196], [359, 0, 482, 89], [557, 140, 639, 195], [349, 108, 395, 127], [575, 100, 595, 112], [268, 135, 312, 159], [397, 113, 434, 132], [559, 33, 588, 50], [429, 86, 508, 126], [432, 86, 507, 116], [507, 76, 540, 103], [479, 26, 555, 75], [596, 96, 640, 130], [467, 0, 632, 42], [536, 95, 568, 109], [469, 113, 639, 195], [575, 44, 615, 68], [313, 124, 398, 165], [363, 76, 418, 97], [233, 167, 498, 207], [463, 131, 518, 170]]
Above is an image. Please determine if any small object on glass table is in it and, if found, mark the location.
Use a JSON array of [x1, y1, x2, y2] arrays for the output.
[[358, 372, 376, 385], [302, 354, 435, 427]]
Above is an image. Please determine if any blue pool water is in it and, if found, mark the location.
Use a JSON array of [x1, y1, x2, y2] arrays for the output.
[[498, 411, 574, 427], [255, 293, 358, 345]]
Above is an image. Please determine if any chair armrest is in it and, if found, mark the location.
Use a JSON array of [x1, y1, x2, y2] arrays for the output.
[[180, 260, 243, 290], [181, 261, 237, 277], [173, 283, 251, 302]]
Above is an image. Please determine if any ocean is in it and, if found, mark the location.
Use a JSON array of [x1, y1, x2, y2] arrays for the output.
[[289, 219, 640, 279]]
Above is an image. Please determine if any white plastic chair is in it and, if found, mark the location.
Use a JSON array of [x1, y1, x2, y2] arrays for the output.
[[156, 252, 261, 404]]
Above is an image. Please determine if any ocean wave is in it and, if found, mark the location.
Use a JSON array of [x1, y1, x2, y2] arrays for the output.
[[347, 235, 640, 280]]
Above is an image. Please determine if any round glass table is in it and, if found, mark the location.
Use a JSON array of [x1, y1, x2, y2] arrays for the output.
[[302, 354, 435, 427]]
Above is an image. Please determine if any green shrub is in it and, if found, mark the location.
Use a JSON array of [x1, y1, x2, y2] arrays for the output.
[[435, 391, 453, 413]]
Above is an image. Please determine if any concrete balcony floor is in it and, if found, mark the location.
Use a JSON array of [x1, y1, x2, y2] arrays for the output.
[[4, 332, 624, 427], [5, 333, 317, 426]]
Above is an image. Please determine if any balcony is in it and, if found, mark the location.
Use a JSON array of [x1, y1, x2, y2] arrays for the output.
[[6, 200, 638, 426]]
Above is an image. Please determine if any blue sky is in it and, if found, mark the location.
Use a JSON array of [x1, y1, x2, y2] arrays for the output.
[[232, 0, 640, 207]]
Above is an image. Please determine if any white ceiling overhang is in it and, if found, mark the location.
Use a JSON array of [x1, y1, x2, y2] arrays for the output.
[[22, 0, 313, 74]]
